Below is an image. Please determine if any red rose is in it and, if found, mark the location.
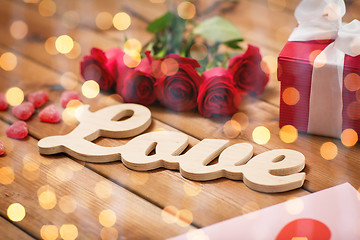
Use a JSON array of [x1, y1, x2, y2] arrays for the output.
[[155, 54, 202, 112], [116, 51, 157, 105], [197, 67, 240, 117], [228, 44, 269, 95], [105, 47, 125, 81], [81, 48, 115, 90]]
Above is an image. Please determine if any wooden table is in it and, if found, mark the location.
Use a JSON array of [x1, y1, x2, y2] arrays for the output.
[[0, 0, 359, 239]]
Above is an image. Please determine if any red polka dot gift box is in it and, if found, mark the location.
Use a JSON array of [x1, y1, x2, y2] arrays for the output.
[[278, 0, 360, 139]]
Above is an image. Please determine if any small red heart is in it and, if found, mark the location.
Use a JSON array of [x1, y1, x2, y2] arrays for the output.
[[39, 104, 61, 123], [12, 102, 35, 120], [28, 90, 49, 108], [276, 218, 331, 240], [6, 121, 28, 139]]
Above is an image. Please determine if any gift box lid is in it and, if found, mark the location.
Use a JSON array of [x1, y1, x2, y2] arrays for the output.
[[278, 40, 360, 74]]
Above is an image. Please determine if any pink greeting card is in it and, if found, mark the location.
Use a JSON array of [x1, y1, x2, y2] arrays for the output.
[[169, 183, 360, 239]]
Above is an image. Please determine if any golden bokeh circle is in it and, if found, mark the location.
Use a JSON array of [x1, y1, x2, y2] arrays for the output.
[[341, 128, 358, 147], [279, 125, 298, 143], [320, 142, 338, 160], [177, 2, 196, 19], [7, 203, 26, 222], [282, 87, 300, 106], [113, 12, 131, 31], [252, 126, 271, 145]]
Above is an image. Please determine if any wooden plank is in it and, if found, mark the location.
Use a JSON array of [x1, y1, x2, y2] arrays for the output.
[[0, 45, 309, 228], [1, 0, 358, 194], [0, 0, 153, 75], [0, 120, 192, 239], [0, 217, 35, 240]]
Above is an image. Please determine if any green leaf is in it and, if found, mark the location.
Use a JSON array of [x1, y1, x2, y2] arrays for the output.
[[224, 39, 243, 49], [147, 12, 174, 33], [193, 16, 242, 43]]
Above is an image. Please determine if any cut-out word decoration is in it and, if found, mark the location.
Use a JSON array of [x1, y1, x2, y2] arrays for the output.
[[38, 104, 306, 193]]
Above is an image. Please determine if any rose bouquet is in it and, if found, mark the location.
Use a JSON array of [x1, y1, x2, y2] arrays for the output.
[[80, 5, 269, 118]]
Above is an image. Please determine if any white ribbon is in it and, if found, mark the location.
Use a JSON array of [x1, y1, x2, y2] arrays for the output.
[[288, 0, 360, 138]]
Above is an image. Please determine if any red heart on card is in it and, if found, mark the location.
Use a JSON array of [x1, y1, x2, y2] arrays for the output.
[[276, 218, 331, 240]]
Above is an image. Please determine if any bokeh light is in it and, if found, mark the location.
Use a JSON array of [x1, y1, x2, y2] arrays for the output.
[[341, 129, 358, 147], [22, 167, 40, 181], [190, 43, 208, 61], [5, 87, 24, 106], [285, 197, 304, 215], [344, 73, 360, 92], [232, 112, 249, 130], [96, 12, 113, 30], [309, 50, 322, 66], [130, 172, 149, 185], [10, 20, 28, 40], [38, 0, 56, 17], [99, 209, 117, 227], [150, 0, 165, 3], [279, 125, 298, 143], [55, 35, 74, 54], [65, 41, 81, 59], [347, 102, 360, 120], [22, 154, 40, 181], [0, 52, 18, 71], [124, 39, 142, 53], [59, 195, 77, 214], [161, 58, 179, 76], [60, 224, 78, 240], [113, 12, 131, 31], [177, 209, 193, 227], [282, 87, 300, 105], [82, 80, 100, 99], [0, 167, 15, 185], [38, 186, 57, 210], [62, 99, 83, 125], [177, 2, 196, 19], [261, 55, 277, 74], [123, 50, 141, 68], [44, 37, 58, 55], [252, 126, 271, 145], [40, 225, 59, 240], [183, 182, 202, 197], [56, 164, 74, 182], [320, 142, 338, 160], [100, 227, 119, 240], [61, 11, 80, 29], [313, 52, 327, 68], [7, 203, 26, 222], [223, 120, 241, 138], [95, 180, 113, 199], [161, 206, 179, 224]]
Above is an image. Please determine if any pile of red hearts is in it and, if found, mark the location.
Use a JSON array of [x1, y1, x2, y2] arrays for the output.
[[0, 90, 81, 155]]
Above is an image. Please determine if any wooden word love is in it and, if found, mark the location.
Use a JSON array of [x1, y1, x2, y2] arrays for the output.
[[38, 104, 306, 193]]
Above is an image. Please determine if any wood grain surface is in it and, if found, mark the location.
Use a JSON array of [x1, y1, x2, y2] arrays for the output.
[[0, 0, 359, 239]]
